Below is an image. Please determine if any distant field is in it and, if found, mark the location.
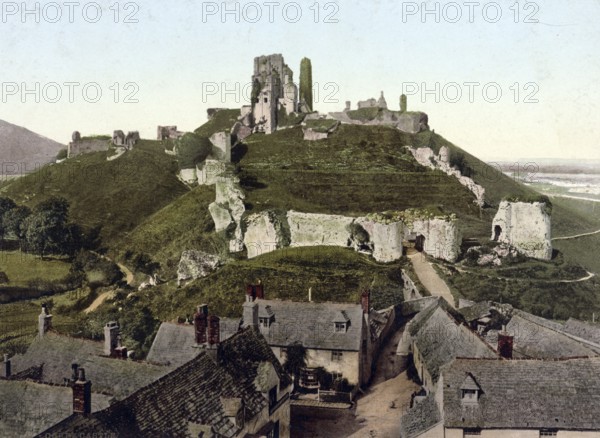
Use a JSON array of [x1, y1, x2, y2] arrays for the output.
[[0, 251, 71, 288]]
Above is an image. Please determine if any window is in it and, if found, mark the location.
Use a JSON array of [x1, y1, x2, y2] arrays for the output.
[[463, 429, 481, 436], [461, 389, 479, 402], [335, 322, 346, 333], [259, 317, 270, 328], [264, 97, 268, 103], [268, 386, 277, 409], [540, 431, 558, 437], [331, 351, 343, 361], [331, 371, 343, 381]]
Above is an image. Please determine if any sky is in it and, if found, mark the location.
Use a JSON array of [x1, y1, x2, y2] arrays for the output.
[[1, 0, 599, 160]]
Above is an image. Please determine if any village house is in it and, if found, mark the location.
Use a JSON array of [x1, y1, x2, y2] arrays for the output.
[[396, 298, 499, 393], [400, 357, 600, 437], [241, 284, 394, 388], [39, 327, 292, 437]]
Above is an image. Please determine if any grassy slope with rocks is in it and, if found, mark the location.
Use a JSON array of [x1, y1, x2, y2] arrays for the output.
[[0, 140, 188, 246]]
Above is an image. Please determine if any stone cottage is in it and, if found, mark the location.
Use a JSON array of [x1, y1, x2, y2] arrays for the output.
[[400, 357, 600, 437], [242, 285, 394, 388]]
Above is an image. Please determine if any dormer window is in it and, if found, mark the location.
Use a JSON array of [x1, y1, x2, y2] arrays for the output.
[[259, 305, 274, 328], [259, 317, 271, 328], [333, 310, 350, 333], [460, 373, 482, 405]]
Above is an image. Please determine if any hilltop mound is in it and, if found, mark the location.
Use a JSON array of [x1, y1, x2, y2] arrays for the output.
[[0, 140, 187, 244], [0, 120, 64, 174]]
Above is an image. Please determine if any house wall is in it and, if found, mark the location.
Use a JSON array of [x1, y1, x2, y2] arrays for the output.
[[412, 343, 434, 392], [270, 346, 360, 385], [445, 429, 600, 438]]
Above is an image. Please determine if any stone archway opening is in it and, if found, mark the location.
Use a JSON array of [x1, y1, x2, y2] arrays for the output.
[[415, 235, 426, 252], [494, 225, 502, 241]]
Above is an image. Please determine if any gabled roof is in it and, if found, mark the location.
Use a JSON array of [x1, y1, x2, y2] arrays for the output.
[[39, 328, 291, 437], [408, 300, 498, 383], [146, 319, 242, 367], [259, 305, 274, 319], [442, 357, 600, 430], [460, 373, 481, 391], [10, 332, 170, 399], [254, 299, 365, 351], [563, 318, 600, 346]]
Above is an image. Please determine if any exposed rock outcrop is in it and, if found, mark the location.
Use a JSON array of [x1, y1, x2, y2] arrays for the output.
[[243, 210, 290, 258], [407, 146, 485, 207], [355, 219, 404, 262], [492, 200, 552, 260], [209, 175, 246, 252], [177, 250, 222, 285], [288, 211, 355, 248]]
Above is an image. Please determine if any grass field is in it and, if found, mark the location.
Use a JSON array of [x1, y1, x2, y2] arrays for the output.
[[0, 251, 71, 288]]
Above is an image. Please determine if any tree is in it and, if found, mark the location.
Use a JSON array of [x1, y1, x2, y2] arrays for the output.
[[3, 205, 31, 242], [175, 133, 212, 170], [299, 57, 313, 112], [0, 197, 17, 240], [283, 343, 307, 389], [400, 94, 407, 113], [23, 196, 70, 258]]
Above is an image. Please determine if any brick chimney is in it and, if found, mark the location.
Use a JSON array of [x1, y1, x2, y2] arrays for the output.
[[361, 290, 371, 314], [207, 315, 220, 346], [246, 282, 265, 302], [497, 326, 513, 359], [72, 368, 92, 415], [104, 322, 120, 356], [194, 305, 209, 345], [38, 304, 52, 337], [243, 298, 259, 330], [2, 354, 11, 379]]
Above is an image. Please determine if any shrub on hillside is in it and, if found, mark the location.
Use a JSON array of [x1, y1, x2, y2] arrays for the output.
[[72, 251, 123, 288], [176, 133, 212, 169]]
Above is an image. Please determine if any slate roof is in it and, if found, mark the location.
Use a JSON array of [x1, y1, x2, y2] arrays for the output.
[[407, 300, 498, 382], [10, 332, 170, 399], [490, 312, 598, 359], [0, 380, 112, 438], [255, 299, 365, 351], [39, 328, 291, 437], [399, 394, 441, 438], [563, 318, 600, 346], [147, 319, 242, 367], [442, 357, 600, 430]]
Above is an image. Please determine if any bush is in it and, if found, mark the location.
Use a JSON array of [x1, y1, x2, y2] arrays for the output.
[[176, 133, 212, 170], [73, 251, 123, 288], [56, 148, 68, 160]]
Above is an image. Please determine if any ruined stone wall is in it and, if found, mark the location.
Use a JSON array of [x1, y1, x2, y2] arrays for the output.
[[67, 139, 110, 158], [209, 175, 245, 252], [492, 201, 552, 260], [407, 146, 485, 207], [237, 209, 461, 263], [411, 218, 462, 263]]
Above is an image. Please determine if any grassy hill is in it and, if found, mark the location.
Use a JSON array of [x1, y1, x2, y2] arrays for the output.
[[0, 140, 188, 245], [0, 120, 65, 174]]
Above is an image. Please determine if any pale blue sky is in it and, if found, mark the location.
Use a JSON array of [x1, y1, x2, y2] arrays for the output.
[[1, 0, 599, 159]]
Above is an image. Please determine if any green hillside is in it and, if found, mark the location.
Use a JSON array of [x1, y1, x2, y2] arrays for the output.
[[0, 140, 187, 245]]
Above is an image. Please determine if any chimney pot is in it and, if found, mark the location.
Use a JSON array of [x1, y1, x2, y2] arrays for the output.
[[207, 315, 220, 346], [3, 354, 11, 379]]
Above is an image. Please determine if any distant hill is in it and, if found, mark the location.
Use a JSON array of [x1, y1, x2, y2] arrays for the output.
[[0, 120, 65, 175]]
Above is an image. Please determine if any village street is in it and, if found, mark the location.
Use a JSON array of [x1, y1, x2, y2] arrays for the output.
[[291, 323, 418, 437]]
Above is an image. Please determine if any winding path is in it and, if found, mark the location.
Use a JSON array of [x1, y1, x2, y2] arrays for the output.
[[408, 253, 456, 308], [83, 261, 134, 314], [552, 229, 600, 241]]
